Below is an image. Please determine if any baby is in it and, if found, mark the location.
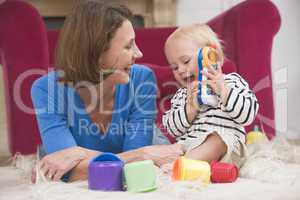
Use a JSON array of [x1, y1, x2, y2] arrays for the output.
[[163, 24, 259, 166]]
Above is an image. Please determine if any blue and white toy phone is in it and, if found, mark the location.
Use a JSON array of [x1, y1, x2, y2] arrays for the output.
[[197, 46, 220, 107]]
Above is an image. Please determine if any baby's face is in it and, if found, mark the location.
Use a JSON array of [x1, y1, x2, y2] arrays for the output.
[[165, 37, 200, 87]]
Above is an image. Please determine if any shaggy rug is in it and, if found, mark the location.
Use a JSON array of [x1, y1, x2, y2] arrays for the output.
[[0, 137, 300, 200]]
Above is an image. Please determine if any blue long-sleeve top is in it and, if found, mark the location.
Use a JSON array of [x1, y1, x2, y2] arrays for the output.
[[31, 65, 157, 155]]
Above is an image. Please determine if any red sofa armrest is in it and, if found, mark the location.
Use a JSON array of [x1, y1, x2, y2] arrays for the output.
[[0, 0, 49, 154], [207, 0, 281, 138]]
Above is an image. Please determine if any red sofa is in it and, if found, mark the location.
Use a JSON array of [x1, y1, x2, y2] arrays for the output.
[[0, 0, 281, 155]]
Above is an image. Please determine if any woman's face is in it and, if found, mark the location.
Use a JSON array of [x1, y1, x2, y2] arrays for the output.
[[165, 36, 200, 87], [100, 20, 143, 84]]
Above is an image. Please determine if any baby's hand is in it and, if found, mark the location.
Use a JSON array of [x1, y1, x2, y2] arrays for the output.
[[186, 81, 201, 123], [186, 81, 200, 110], [201, 65, 229, 104]]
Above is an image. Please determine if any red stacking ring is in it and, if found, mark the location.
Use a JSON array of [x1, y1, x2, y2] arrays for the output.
[[210, 161, 239, 183]]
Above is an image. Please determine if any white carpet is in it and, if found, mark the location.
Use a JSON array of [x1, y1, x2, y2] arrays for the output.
[[1, 137, 300, 200]]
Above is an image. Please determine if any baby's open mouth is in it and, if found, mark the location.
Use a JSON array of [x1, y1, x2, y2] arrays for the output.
[[183, 74, 196, 83]]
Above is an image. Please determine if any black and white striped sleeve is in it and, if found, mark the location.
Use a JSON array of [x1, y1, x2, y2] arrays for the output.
[[221, 73, 259, 126], [162, 88, 191, 138]]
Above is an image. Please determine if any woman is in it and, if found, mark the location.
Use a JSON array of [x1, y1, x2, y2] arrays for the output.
[[31, 0, 183, 182]]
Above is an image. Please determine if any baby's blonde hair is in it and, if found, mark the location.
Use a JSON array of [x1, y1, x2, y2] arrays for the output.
[[166, 24, 224, 65]]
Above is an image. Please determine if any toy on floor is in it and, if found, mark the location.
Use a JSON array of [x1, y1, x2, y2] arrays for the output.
[[124, 160, 157, 192], [210, 161, 239, 183], [88, 153, 157, 192], [172, 156, 239, 184], [172, 156, 211, 185], [88, 152, 124, 191], [197, 45, 221, 107], [246, 125, 268, 145]]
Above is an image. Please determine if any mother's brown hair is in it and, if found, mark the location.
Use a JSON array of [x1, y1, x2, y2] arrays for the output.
[[55, 0, 133, 85]]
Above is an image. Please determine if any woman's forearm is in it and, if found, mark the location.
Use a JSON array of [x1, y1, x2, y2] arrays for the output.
[[69, 144, 184, 182], [68, 147, 145, 182], [68, 147, 101, 182], [118, 148, 145, 163]]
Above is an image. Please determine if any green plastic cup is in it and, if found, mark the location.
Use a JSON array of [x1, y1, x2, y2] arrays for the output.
[[124, 160, 157, 192]]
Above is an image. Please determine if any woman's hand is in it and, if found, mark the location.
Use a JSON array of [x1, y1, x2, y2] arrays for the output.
[[201, 65, 229, 104], [141, 143, 184, 167], [37, 147, 86, 182]]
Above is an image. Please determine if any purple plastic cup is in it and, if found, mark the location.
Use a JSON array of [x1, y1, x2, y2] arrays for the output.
[[88, 153, 124, 191]]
